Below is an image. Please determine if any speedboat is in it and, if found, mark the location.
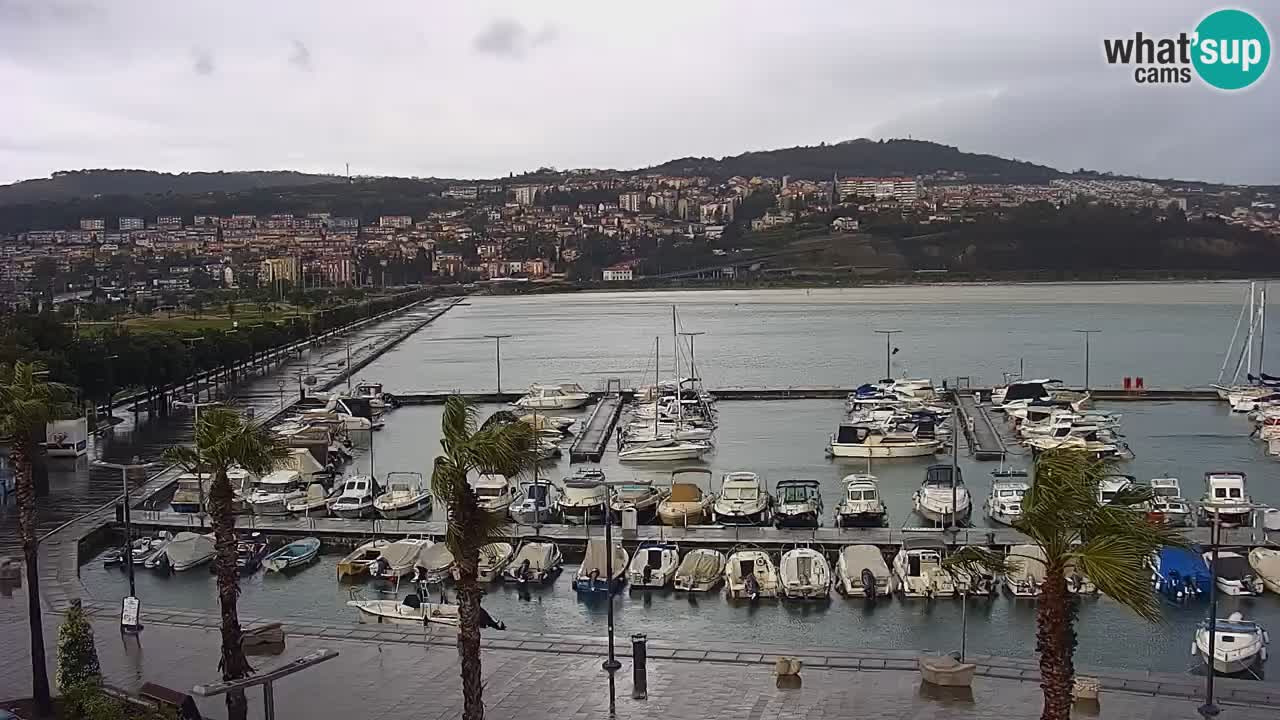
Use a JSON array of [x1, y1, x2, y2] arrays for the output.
[[657, 467, 716, 526], [511, 479, 559, 525], [985, 481, 1028, 526], [573, 538, 628, 594], [618, 437, 712, 462], [835, 545, 891, 599], [140, 532, 175, 569], [779, 547, 832, 600], [286, 482, 333, 516], [369, 538, 431, 580], [262, 537, 321, 572], [159, 532, 216, 572], [470, 473, 519, 516], [912, 465, 971, 526], [503, 539, 564, 584], [556, 478, 607, 524], [169, 472, 211, 513], [353, 381, 394, 414], [1097, 474, 1137, 506], [375, 472, 433, 520], [337, 539, 391, 580], [609, 483, 667, 524], [1152, 547, 1211, 601], [103, 537, 155, 568], [245, 470, 306, 516], [1006, 544, 1047, 597], [725, 548, 779, 600], [1199, 472, 1254, 527], [827, 423, 941, 458], [1149, 476, 1192, 526], [1205, 550, 1265, 596], [514, 383, 591, 410], [773, 479, 823, 528], [628, 542, 680, 588], [673, 548, 726, 592], [477, 542, 515, 582], [1193, 612, 1270, 675], [347, 598, 460, 627], [329, 475, 380, 519], [892, 537, 955, 598], [413, 544, 455, 585], [833, 474, 887, 528], [1249, 548, 1280, 595], [711, 472, 773, 526]]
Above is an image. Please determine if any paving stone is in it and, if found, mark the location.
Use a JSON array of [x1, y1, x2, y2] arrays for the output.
[[673, 650, 706, 661], [859, 659, 885, 670]]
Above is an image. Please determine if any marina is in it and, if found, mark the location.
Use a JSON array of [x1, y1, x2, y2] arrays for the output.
[[955, 390, 1007, 460]]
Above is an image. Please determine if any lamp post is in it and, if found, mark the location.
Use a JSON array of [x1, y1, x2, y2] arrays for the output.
[[1073, 329, 1100, 392], [1198, 500, 1265, 719], [873, 329, 901, 380], [484, 334, 512, 394], [94, 457, 158, 632]]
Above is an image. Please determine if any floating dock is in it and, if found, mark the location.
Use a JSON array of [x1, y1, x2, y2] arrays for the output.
[[568, 386, 625, 463], [955, 391, 1007, 460]]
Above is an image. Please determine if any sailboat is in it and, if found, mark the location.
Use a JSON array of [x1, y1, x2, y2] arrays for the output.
[[619, 335, 712, 462], [1214, 281, 1272, 405]]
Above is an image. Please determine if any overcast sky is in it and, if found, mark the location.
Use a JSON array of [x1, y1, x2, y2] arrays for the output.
[[1, 1, 1276, 185]]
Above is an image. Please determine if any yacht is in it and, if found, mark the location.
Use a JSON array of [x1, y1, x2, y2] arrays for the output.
[[470, 473, 520, 516], [772, 479, 823, 528], [513, 383, 591, 410], [779, 547, 832, 600], [833, 474, 887, 528], [374, 472, 433, 520], [912, 465, 971, 526], [827, 423, 940, 458], [711, 472, 773, 526], [609, 483, 667, 524], [618, 437, 712, 462], [244, 469, 306, 516], [835, 545, 891, 599], [673, 548, 726, 592], [1193, 613, 1270, 675], [725, 548, 780, 600], [573, 538, 628, 594], [628, 541, 680, 588], [330, 475, 380, 519], [1204, 550, 1265, 596], [1006, 544, 1047, 597], [657, 467, 716, 526], [511, 479, 559, 525], [169, 472, 211, 514], [985, 481, 1028, 526], [892, 537, 956, 598], [503, 539, 564, 584], [1199, 472, 1254, 527]]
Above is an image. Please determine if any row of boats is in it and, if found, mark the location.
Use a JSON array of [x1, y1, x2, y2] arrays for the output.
[[103, 532, 321, 574]]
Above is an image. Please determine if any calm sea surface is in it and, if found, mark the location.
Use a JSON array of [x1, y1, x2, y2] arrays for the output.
[[77, 282, 1280, 681]]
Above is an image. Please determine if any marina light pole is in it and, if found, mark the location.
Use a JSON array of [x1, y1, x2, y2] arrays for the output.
[[874, 329, 901, 380], [1073, 329, 1100, 391], [1198, 501, 1263, 719], [95, 457, 158, 631], [484, 334, 512, 394]]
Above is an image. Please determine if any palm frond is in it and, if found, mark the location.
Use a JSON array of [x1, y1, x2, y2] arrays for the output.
[[944, 545, 1012, 578], [1069, 533, 1163, 622], [440, 396, 480, 457]]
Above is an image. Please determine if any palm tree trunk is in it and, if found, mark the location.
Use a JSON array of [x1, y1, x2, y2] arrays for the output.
[[455, 492, 485, 720], [14, 439, 52, 716], [209, 469, 251, 720], [1036, 570, 1074, 720]]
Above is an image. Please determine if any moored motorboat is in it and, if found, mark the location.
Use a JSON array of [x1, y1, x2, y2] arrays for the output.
[[514, 383, 591, 410], [471, 473, 519, 516], [477, 542, 515, 582], [673, 548, 726, 592], [337, 539, 391, 580], [556, 476, 607, 524], [245, 469, 306, 516], [773, 479, 823, 528], [263, 536, 321, 573], [511, 478, 559, 526], [892, 537, 955, 598], [725, 547, 779, 600], [827, 423, 941, 458], [286, 483, 332, 516], [573, 538, 628, 594], [711, 472, 773, 526], [1204, 550, 1265, 595], [169, 472, 211, 513], [984, 481, 1028, 526], [413, 544, 456, 585], [1249, 548, 1280, 595], [374, 472, 433, 520], [835, 545, 891, 599], [656, 467, 716, 526], [162, 532, 216, 572], [912, 465, 971, 526], [628, 542, 680, 588], [618, 437, 712, 462], [1198, 472, 1254, 527], [234, 534, 269, 574], [329, 475, 380, 519], [503, 540, 564, 584], [369, 538, 431, 580], [1006, 544, 1047, 597], [609, 483, 666, 524], [833, 474, 887, 528], [1193, 612, 1270, 675], [1153, 547, 1212, 601], [347, 598, 460, 627], [779, 547, 831, 600]]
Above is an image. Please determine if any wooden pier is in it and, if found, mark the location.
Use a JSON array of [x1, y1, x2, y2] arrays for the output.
[[956, 391, 1007, 460], [568, 380, 625, 462]]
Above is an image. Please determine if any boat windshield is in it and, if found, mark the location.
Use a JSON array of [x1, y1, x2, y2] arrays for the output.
[[525, 484, 549, 502], [997, 487, 1025, 499], [1153, 486, 1178, 498], [476, 486, 506, 498], [723, 487, 759, 501], [781, 486, 811, 503], [848, 488, 876, 501], [1213, 487, 1243, 500]]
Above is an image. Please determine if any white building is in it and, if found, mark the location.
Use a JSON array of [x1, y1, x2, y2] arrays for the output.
[[79, 218, 105, 231], [379, 215, 413, 229], [602, 263, 634, 282], [619, 192, 647, 213], [513, 185, 541, 206]]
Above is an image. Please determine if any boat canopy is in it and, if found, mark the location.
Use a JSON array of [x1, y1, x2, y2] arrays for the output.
[[512, 542, 557, 571], [581, 539, 625, 577], [677, 550, 723, 583], [1003, 381, 1052, 403], [924, 465, 963, 488], [841, 545, 888, 574], [777, 479, 819, 503], [378, 540, 426, 568], [417, 544, 454, 570], [165, 532, 214, 565], [1158, 547, 1210, 579], [668, 483, 703, 502], [1209, 554, 1250, 576], [901, 537, 946, 553], [1202, 619, 1263, 634]]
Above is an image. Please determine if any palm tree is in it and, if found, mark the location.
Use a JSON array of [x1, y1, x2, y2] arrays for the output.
[[0, 360, 74, 716], [431, 397, 536, 720], [949, 449, 1185, 720], [163, 407, 288, 720]]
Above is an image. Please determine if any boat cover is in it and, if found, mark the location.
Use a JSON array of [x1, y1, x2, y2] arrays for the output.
[[512, 542, 557, 571], [417, 543, 455, 571], [841, 546, 889, 578], [165, 532, 214, 566], [379, 540, 427, 568], [1008, 544, 1047, 581], [1249, 548, 1280, 584], [677, 550, 723, 582], [668, 483, 702, 502], [581, 539, 625, 577], [1158, 547, 1211, 588], [1210, 554, 1251, 577], [479, 543, 513, 567]]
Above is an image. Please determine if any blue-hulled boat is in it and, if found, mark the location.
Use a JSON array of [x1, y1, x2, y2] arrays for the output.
[[573, 538, 628, 594], [1153, 547, 1211, 600], [263, 537, 321, 572]]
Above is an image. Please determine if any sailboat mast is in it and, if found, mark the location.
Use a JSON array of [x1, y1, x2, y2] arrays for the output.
[[673, 306, 683, 428], [1248, 281, 1256, 378], [1260, 286, 1267, 377], [369, 425, 376, 479], [653, 336, 660, 437], [1219, 284, 1250, 384]]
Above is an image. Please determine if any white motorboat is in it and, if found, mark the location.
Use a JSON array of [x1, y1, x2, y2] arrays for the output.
[[1248, 548, 1280, 595], [262, 537, 321, 572], [609, 483, 667, 523], [992, 379, 1055, 409], [1199, 472, 1254, 527], [1204, 550, 1265, 596], [169, 472, 211, 513], [836, 545, 891, 599], [369, 538, 431, 580], [673, 548, 726, 592], [353, 381, 393, 414], [513, 383, 591, 410], [1097, 474, 1137, 506], [470, 473, 520, 516], [286, 483, 332, 516], [773, 479, 823, 528], [337, 539, 391, 580], [245, 469, 306, 516], [618, 437, 712, 462], [573, 539, 628, 594], [139, 532, 174, 569], [912, 465, 971, 526], [329, 475, 380, 519], [375, 472, 433, 520], [1193, 613, 1270, 675], [892, 537, 956, 598], [779, 547, 832, 600], [1270, 437, 1280, 456], [657, 467, 716, 526], [711, 472, 773, 526], [503, 540, 563, 584], [511, 479, 559, 525], [833, 474, 887, 528], [477, 542, 515, 582], [628, 542, 680, 588], [1149, 476, 1192, 526], [556, 478, 607, 524], [725, 548, 779, 600], [161, 532, 216, 572], [827, 423, 940, 458], [413, 544, 456, 584], [1006, 544, 1047, 597], [985, 481, 1028, 526], [347, 599, 460, 627], [952, 549, 999, 596]]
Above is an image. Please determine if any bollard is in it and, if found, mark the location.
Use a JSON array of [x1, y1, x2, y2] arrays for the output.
[[631, 633, 648, 700]]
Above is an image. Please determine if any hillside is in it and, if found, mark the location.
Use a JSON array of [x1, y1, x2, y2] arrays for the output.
[[0, 169, 345, 206], [645, 138, 1065, 183]]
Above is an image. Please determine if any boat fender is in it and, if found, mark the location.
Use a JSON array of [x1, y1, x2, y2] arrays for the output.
[[1190, 641, 1198, 656], [1262, 647, 1268, 662]]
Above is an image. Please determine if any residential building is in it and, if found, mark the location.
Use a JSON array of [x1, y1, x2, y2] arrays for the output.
[[79, 218, 105, 231], [513, 185, 541, 206], [156, 216, 182, 229], [619, 191, 647, 213], [443, 185, 479, 200], [379, 215, 413, 229], [602, 262, 634, 281], [259, 256, 301, 285], [117, 217, 144, 231]]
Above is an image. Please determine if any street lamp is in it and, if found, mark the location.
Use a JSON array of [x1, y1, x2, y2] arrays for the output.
[[1073, 330, 1100, 391], [484, 334, 512, 394], [1198, 500, 1266, 719], [94, 457, 159, 633], [873, 329, 901, 380]]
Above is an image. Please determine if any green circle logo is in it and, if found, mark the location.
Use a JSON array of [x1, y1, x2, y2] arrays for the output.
[[1192, 9, 1270, 90]]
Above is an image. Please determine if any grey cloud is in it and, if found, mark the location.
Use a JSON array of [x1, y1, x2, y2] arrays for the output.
[[289, 39, 312, 71], [473, 18, 555, 59], [192, 48, 214, 76]]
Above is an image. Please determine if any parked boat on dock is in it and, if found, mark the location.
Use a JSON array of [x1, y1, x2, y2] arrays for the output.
[[618, 437, 712, 462], [725, 548, 779, 600], [245, 469, 306, 516], [779, 547, 831, 600], [657, 468, 716, 526], [286, 482, 332, 516], [511, 479, 559, 526], [1152, 547, 1211, 601], [609, 483, 666, 524], [162, 532, 216, 572], [263, 537, 321, 573], [1206, 550, 1265, 596], [557, 476, 608, 524], [773, 480, 823, 528], [1193, 612, 1269, 675], [711, 472, 773, 526], [477, 542, 515, 582], [912, 465, 971, 526], [836, 545, 891, 599], [234, 534, 268, 574], [471, 473, 519, 516], [337, 539, 391, 580], [574, 538, 628, 594], [1005, 544, 1047, 597], [628, 542, 680, 588], [673, 548, 726, 592], [984, 481, 1028, 526], [169, 472, 211, 514], [827, 423, 940, 458], [1199, 472, 1254, 527], [833, 474, 887, 528], [892, 538, 955, 598], [369, 538, 430, 579], [348, 598, 460, 627], [503, 540, 563, 584], [1149, 476, 1193, 526], [1249, 548, 1280, 595], [414, 544, 456, 585], [514, 383, 591, 410], [374, 472, 433, 520], [329, 475, 380, 519]]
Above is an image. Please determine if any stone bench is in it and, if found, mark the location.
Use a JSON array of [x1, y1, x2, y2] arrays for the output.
[[919, 655, 976, 687]]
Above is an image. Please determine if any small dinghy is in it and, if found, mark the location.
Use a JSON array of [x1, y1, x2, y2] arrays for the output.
[[337, 539, 391, 580], [779, 547, 831, 600], [725, 547, 779, 600], [104, 537, 154, 568], [836, 545, 891, 599], [574, 538, 628, 594], [477, 542, 515, 582], [263, 537, 321, 573], [1193, 612, 1270, 675], [348, 598, 461, 627], [1248, 548, 1280, 595], [627, 542, 679, 589], [1153, 547, 1211, 601], [503, 539, 563, 584], [673, 548, 725, 592]]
